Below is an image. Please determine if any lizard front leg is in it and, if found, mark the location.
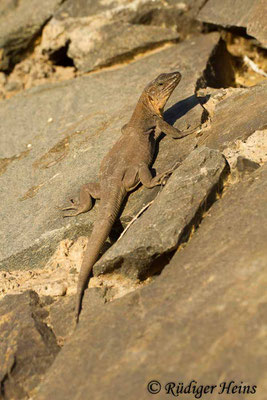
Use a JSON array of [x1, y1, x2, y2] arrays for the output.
[[138, 164, 175, 188], [156, 118, 197, 139], [62, 182, 100, 217]]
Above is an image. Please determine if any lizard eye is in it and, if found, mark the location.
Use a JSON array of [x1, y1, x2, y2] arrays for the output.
[[158, 82, 164, 86]]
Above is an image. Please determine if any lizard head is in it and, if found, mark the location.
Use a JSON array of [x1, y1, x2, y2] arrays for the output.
[[145, 71, 182, 115]]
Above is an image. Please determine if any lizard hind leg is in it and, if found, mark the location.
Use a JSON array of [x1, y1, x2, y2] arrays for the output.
[[62, 182, 100, 217]]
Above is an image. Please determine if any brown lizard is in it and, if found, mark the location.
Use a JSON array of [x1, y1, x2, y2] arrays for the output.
[[62, 71, 195, 322]]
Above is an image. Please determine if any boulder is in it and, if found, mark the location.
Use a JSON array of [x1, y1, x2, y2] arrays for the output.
[[198, 0, 267, 48], [0, 0, 64, 70], [93, 147, 228, 279], [33, 163, 267, 400], [0, 33, 220, 272], [199, 82, 267, 150], [0, 291, 59, 399], [40, 0, 206, 72]]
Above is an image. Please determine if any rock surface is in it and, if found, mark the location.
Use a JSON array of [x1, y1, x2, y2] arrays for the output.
[[199, 82, 267, 150], [33, 163, 267, 400], [40, 0, 204, 72], [93, 147, 228, 279], [0, 0, 64, 70], [223, 129, 267, 168], [0, 33, 220, 272], [198, 0, 267, 48], [0, 2, 267, 398], [0, 291, 60, 399], [67, 23, 178, 72]]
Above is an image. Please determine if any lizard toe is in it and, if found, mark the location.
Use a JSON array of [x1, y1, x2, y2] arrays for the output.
[[63, 211, 80, 218], [61, 205, 77, 211]]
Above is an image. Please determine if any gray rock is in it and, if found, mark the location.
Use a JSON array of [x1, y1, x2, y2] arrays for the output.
[[33, 163, 267, 400], [0, 0, 64, 70], [0, 291, 60, 399], [198, 0, 267, 48], [40, 0, 205, 72], [234, 155, 260, 180], [47, 287, 106, 344], [246, 0, 267, 48], [0, 33, 220, 272], [93, 147, 228, 279], [67, 22, 179, 72], [199, 82, 267, 150]]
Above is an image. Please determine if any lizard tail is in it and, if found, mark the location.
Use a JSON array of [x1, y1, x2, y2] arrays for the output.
[[75, 188, 125, 322]]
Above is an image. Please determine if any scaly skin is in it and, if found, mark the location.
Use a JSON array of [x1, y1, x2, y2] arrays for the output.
[[62, 71, 196, 322]]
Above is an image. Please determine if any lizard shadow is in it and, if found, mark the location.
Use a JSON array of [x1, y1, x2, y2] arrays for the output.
[[164, 93, 210, 126]]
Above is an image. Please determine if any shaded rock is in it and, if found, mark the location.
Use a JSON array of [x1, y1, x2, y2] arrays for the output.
[[198, 0, 267, 48], [47, 288, 106, 345], [33, 163, 267, 400], [199, 81, 267, 151], [41, 0, 205, 72], [0, 0, 64, 70], [0, 33, 220, 272], [234, 155, 260, 179], [0, 290, 60, 399], [93, 147, 228, 279]]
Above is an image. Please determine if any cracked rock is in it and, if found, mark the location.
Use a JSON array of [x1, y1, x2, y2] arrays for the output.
[[40, 0, 206, 72], [0, 33, 220, 272], [198, 0, 267, 48], [33, 163, 267, 400], [93, 146, 228, 279], [0, 0, 64, 70], [0, 290, 60, 400], [199, 81, 267, 151]]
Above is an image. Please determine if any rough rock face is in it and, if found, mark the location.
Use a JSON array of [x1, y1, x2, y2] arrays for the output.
[[198, 0, 267, 48], [0, 0, 64, 70], [33, 163, 267, 400], [66, 22, 179, 72], [0, 291, 60, 399], [0, 33, 220, 272], [40, 0, 204, 72], [0, 0, 267, 398], [93, 147, 228, 279], [199, 82, 267, 150]]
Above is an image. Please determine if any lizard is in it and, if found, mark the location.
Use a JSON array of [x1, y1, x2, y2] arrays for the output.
[[62, 71, 196, 322]]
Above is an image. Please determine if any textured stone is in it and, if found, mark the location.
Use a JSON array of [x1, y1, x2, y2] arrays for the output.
[[0, 0, 63, 70], [199, 82, 267, 151], [234, 155, 260, 179], [198, 0, 267, 48], [41, 1, 180, 72], [246, 0, 267, 48], [67, 22, 179, 72], [93, 147, 228, 279], [40, 0, 206, 72], [0, 33, 220, 272], [34, 163, 267, 400], [0, 291, 60, 399]]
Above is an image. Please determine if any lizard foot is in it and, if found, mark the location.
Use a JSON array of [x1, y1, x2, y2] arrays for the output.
[[160, 161, 181, 185], [61, 198, 77, 211], [61, 199, 92, 218], [61, 199, 82, 217]]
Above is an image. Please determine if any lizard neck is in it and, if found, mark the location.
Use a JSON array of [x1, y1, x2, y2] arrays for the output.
[[127, 92, 162, 130]]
